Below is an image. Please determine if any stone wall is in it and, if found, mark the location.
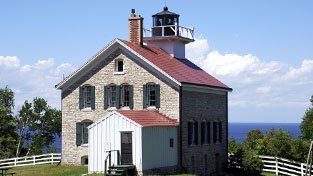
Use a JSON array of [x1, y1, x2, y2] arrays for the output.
[[61, 52, 179, 165], [181, 90, 228, 176]]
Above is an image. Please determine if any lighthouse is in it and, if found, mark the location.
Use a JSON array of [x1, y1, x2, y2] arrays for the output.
[[143, 6, 195, 59]]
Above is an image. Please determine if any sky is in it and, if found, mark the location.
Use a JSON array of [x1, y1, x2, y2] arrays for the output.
[[0, 1, 312, 123]]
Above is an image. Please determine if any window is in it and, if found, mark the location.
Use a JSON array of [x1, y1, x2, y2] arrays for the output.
[[115, 60, 124, 72], [83, 86, 91, 108], [188, 122, 193, 146], [218, 122, 222, 143], [79, 85, 95, 109], [147, 84, 156, 106], [143, 83, 160, 108], [104, 84, 119, 108], [121, 84, 130, 107], [76, 120, 93, 146], [104, 84, 133, 109], [109, 85, 117, 107], [207, 122, 211, 143], [81, 156, 88, 165], [213, 121, 218, 143], [201, 121, 206, 145], [188, 121, 198, 146], [170, 138, 174, 147], [194, 121, 198, 145]]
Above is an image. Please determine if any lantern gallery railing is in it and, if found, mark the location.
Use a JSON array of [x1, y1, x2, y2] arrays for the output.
[[144, 25, 194, 40]]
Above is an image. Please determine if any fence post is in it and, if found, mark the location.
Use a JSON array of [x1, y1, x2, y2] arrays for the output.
[[14, 158, 17, 166], [51, 153, 54, 164], [275, 157, 278, 175], [301, 163, 304, 176], [33, 156, 36, 165]]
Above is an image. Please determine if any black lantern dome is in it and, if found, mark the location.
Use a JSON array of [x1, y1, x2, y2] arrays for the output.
[[151, 6, 180, 36]]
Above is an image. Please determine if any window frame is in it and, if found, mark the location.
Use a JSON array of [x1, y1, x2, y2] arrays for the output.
[[120, 84, 130, 108], [80, 120, 93, 145], [200, 121, 206, 145], [108, 84, 118, 108], [188, 120, 199, 146], [147, 83, 157, 107], [213, 121, 218, 143], [82, 85, 92, 109], [115, 59, 124, 73]]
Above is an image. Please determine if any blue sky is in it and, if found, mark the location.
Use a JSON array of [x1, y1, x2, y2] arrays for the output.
[[1, 1, 312, 122]]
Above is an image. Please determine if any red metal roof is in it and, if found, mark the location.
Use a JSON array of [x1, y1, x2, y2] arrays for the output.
[[121, 40, 231, 90], [117, 110, 178, 127]]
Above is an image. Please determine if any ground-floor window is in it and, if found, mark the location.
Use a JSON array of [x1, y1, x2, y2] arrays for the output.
[[76, 120, 93, 146]]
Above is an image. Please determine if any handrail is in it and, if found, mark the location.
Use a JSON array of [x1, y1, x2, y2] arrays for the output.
[[143, 25, 194, 40], [104, 150, 121, 176]]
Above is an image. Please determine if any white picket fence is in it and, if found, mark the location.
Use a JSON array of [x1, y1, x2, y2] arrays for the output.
[[0, 153, 61, 169], [260, 155, 312, 176]]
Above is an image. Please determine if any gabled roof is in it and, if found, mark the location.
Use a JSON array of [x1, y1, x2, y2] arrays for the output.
[[120, 40, 231, 90], [55, 38, 231, 91], [117, 110, 178, 127]]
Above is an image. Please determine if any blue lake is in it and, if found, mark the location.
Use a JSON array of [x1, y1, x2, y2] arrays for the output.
[[54, 122, 301, 152]]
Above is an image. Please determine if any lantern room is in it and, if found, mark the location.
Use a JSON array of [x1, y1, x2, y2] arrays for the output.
[[143, 6, 195, 59], [152, 6, 180, 37]]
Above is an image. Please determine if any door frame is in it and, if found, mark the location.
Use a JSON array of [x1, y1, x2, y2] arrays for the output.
[[120, 131, 133, 165]]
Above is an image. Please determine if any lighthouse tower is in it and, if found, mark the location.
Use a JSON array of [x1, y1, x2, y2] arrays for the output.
[[143, 6, 194, 59]]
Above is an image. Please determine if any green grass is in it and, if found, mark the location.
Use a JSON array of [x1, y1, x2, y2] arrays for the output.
[[9, 164, 278, 176], [11, 164, 90, 176]]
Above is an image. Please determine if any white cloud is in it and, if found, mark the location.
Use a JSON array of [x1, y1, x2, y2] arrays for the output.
[[186, 38, 313, 122], [0, 56, 76, 109], [256, 86, 271, 94], [0, 56, 20, 68]]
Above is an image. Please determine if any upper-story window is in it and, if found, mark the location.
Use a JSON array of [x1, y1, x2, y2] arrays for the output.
[[76, 119, 93, 146], [121, 84, 133, 108], [79, 85, 95, 110], [115, 59, 124, 73], [213, 121, 222, 144], [143, 83, 160, 109], [109, 85, 117, 107], [104, 84, 119, 109], [188, 121, 198, 146], [104, 84, 133, 109]]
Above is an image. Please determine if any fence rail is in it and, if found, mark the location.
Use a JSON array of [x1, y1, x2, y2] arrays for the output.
[[260, 155, 312, 176], [0, 153, 61, 169]]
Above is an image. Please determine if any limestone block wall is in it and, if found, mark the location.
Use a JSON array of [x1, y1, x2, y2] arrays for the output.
[[181, 90, 228, 176], [61, 52, 179, 165]]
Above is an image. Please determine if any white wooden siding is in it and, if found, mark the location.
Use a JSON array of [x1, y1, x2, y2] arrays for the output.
[[142, 126, 177, 170], [88, 112, 142, 173]]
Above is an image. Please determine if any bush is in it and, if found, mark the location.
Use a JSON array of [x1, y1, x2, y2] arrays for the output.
[[242, 150, 263, 176]]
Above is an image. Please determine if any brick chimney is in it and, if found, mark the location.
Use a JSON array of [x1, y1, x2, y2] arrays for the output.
[[128, 9, 143, 45]]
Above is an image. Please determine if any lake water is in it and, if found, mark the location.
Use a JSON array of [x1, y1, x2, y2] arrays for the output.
[[229, 123, 301, 143], [54, 123, 301, 152]]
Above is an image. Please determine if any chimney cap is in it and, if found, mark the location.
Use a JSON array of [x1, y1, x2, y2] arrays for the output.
[[131, 9, 135, 14]]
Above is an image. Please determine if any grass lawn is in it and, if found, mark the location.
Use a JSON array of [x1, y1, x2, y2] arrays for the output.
[[11, 164, 91, 176], [10, 164, 278, 176]]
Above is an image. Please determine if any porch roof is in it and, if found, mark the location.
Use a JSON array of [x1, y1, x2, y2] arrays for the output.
[[117, 110, 178, 127]]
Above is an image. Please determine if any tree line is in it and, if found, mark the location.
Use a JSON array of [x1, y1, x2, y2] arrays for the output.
[[0, 86, 61, 159], [228, 95, 313, 175]]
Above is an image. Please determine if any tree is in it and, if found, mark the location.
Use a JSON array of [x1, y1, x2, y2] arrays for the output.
[[243, 129, 264, 154], [242, 150, 263, 176], [263, 128, 292, 159], [0, 87, 18, 159], [300, 95, 313, 140], [16, 98, 61, 156]]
